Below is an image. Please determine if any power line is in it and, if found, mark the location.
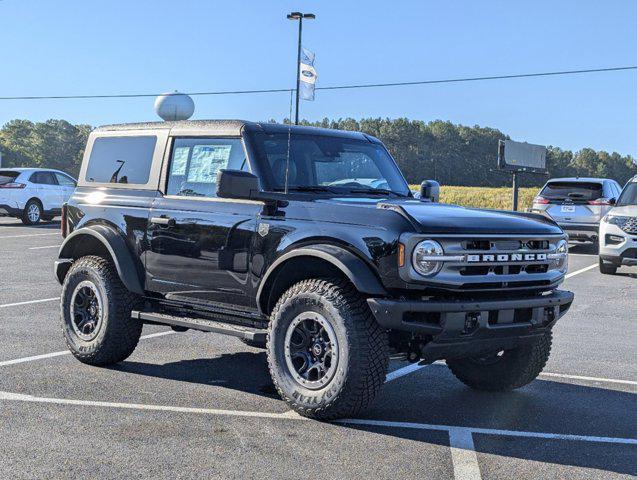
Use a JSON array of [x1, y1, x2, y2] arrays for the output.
[[0, 65, 635, 101]]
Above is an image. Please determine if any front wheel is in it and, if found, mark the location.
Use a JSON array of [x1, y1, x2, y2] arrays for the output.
[[267, 279, 388, 420], [60, 255, 142, 366], [447, 333, 552, 391]]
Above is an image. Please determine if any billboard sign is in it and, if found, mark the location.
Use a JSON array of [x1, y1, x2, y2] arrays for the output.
[[498, 139, 547, 174]]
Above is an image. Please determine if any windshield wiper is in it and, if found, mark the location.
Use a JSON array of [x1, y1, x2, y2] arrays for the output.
[[274, 185, 337, 193], [347, 187, 407, 197]]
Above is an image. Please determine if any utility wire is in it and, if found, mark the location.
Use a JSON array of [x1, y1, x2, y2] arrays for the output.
[[0, 65, 635, 101]]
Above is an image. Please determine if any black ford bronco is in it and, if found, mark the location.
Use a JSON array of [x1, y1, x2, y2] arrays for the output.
[[56, 120, 573, 419]]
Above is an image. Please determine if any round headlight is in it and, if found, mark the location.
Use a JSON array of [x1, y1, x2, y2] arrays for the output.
[[555, 239, 569, 273], [412, 240, 444, 277]]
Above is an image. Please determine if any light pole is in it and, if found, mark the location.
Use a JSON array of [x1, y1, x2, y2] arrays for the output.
[[287, 11, 315, 125]]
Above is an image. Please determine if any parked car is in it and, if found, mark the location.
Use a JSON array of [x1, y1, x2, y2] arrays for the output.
[[599, 175, 637, 274], [0, 168, 77, 225], [531, 177, 622, 243], [55, 120, 573, 420]]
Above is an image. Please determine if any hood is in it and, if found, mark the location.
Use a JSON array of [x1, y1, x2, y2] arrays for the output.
[[608, 205, 637, 217], [377, 199, 563, 235]]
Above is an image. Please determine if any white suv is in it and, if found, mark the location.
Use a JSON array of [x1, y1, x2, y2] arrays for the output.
[[0, 168, 77, 225], [599, 176, 637, 274]]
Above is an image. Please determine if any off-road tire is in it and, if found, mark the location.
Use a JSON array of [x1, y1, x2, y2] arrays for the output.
[[60, 255, 142, 366], [267, 278, 388, 420], [447, 332, 552, 391], [21, 199, 42, 225], [240, 338, 267, 349], [599, 258, 617, 275]]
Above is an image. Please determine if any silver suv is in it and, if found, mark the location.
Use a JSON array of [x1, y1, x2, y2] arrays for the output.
[[531, 177, 622, 243]]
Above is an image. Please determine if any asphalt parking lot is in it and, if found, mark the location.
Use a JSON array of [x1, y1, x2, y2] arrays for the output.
[[0, 217, 635, 480]]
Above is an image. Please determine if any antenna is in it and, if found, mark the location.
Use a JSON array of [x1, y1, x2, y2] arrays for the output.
[[284, 89, 294, 194]]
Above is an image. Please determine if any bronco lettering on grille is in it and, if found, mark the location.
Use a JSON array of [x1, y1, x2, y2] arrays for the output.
[[467, 253, 547, 263]]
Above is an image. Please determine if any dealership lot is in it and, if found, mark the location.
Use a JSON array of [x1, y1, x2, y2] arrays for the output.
[[0, 217, 635, 480]]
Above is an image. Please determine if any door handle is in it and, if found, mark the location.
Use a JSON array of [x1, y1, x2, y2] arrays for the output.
[[150, 216, 176, 227]]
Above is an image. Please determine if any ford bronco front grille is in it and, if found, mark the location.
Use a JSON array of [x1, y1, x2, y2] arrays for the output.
[[399, 233, 567, 292]]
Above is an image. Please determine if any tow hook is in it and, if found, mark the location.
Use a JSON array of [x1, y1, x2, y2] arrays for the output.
[[543, 307, 556, 326], [463, 312, 481, 335]]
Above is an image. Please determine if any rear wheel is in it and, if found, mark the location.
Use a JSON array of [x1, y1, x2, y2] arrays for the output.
[[447, 333, 552, 391], [267, 279, 388, 420], [60, 255, 142, 366], [599, 258, 618, 275], [21, 199, 42, 225]]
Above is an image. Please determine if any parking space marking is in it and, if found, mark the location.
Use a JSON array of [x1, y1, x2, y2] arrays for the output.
[[449, 428, 482, 480], [28, 245, 61, 250], [385, 362, 426, 382], [565, 263, 597, 279], [540, 372, 637, 386], [1, 389, 635, 450], [0, 233, 60, 239], [0, 331, 174, 367], [339, 418, 637, 445], [0, 297, 59, 308], [0, 390, 299, 420]]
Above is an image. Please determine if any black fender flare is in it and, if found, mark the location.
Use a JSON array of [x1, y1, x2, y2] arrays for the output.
[[55, 224, 144, 295], [256, 244, 387, 313]]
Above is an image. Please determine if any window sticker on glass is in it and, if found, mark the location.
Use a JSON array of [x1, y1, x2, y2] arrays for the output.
[[170, 147, 189, 175], [186, 145, 232, 183]]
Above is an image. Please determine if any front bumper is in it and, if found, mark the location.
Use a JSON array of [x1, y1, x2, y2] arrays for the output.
[[599, 222, 637, 266], [368, 289, 574, 360]]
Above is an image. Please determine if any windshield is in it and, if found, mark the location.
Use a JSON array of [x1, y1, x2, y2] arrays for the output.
[[248, 132, 410, 196], [617, 182, 637, 206], [0, 171, 20, 185]]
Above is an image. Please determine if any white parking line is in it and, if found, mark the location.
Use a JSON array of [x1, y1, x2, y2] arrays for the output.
[[385, 362, 426, 382], [0, 390, 635, 448], [0, 233, 60, 239], [28, 245, 61, 250], [0, 390, 296, 420], [339, 418, 637, 445], [0, 331, 174, 367], [0, 297, 59, 308], [540, 372, 637, 387], [449, 428, 482, 480], [565, 263, 597, 279]]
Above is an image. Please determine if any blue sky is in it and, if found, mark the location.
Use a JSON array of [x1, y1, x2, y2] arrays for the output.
[[1, 0, 636, 156]]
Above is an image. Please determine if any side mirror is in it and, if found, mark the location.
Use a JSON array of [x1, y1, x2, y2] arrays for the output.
[[217, 169, 260, 200], [420, 180, 440, 203], [608, 197, 616, 205]]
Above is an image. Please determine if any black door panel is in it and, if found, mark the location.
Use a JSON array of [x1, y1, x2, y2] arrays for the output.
[[146, 196, 261, 310]]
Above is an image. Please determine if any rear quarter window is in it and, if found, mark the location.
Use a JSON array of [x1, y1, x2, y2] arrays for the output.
[[0, 171, 20, 185], [540, 181, 603, 201], [85, 136, 157, 185]]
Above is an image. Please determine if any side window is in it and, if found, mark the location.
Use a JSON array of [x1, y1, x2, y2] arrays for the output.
[[166, 138, 247, 198], [55, 172, 76, 187], [30, 172, 57, 185], [85, 136, 157, 185]]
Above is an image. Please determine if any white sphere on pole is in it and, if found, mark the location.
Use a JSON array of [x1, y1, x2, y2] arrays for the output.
[[154, 91, 195, 121]]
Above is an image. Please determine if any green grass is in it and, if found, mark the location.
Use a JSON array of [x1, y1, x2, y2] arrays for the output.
[[410, 186, 538, 211]]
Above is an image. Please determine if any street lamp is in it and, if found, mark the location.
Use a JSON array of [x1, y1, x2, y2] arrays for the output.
[[287, 12, 315, 125]]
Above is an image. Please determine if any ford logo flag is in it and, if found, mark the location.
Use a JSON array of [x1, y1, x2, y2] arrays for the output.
[[299, 47, 317, 101]]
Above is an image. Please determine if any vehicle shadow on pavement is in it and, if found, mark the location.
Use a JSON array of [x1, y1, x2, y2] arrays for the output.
[[112, 351, 280, 397], [0, 220, 60, 229]]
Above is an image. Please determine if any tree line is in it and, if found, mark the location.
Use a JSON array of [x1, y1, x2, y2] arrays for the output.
[[1, 117, 636, 187]]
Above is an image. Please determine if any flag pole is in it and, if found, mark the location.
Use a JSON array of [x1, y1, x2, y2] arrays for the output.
[[287, 12, 315, 125], [295, 17, 302, 125]]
